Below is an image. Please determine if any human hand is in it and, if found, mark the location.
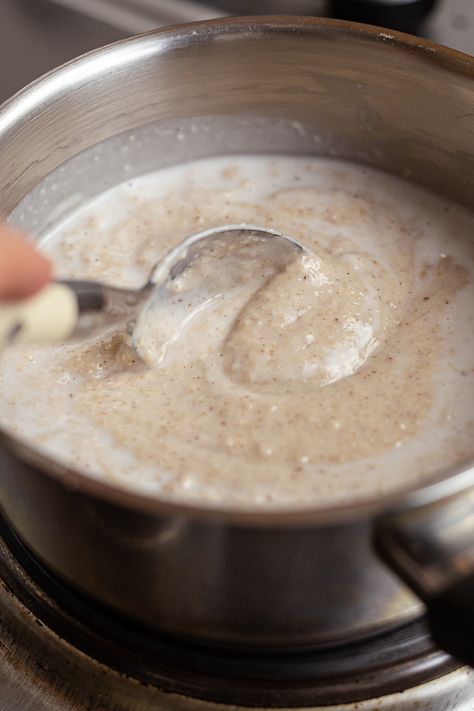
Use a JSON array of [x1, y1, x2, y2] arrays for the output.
[[0, 225, 52, 300]]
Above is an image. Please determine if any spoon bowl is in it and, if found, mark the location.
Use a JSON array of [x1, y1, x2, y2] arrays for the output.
[[132, 224, 307, 365], [0, 225, 305, 350]]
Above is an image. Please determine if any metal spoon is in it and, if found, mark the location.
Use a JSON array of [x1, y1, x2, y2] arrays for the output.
[[0, 224, 305, 349]]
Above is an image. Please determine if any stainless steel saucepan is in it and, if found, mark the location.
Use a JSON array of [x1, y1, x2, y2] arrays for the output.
[[0, 17, 473, 667]]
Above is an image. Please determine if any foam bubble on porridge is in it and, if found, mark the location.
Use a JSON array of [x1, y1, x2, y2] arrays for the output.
[[1, 156, 473, 508]]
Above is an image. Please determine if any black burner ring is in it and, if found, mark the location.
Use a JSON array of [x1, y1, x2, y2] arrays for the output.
[[0, 515, 458, 708]]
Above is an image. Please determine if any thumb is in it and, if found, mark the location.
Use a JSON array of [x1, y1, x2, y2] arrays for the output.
[[0, 226, 52, 300]]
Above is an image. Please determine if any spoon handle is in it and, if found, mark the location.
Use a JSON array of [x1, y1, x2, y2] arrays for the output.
[[0, 280, 144, 347]]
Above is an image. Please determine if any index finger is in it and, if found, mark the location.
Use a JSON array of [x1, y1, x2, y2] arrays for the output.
[[0, 226, 52, 300]]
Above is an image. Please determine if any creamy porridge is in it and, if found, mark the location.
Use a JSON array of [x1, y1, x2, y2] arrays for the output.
[[1, 155, 473, 508]]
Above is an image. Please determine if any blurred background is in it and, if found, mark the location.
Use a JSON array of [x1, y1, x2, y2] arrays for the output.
[[0, 0, 472, 104]]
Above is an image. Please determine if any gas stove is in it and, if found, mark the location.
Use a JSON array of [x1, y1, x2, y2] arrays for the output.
[[1, 511, 473, 710]]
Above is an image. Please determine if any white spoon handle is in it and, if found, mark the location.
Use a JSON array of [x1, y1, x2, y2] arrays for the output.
[[0, 283, 79, 346], [0, 279, 149, 348]]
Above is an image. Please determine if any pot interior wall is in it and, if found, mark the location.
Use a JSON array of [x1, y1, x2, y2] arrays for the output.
[[1, 21, 474, 233]]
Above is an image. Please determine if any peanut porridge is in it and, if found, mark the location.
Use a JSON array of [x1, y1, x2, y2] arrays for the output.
[[1, 155, 473, 508]]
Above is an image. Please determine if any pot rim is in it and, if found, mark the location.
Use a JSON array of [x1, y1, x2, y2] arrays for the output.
[[1, 15, 473, 527]]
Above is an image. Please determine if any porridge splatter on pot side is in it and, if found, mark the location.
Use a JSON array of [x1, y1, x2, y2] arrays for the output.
[[0, 156, 473, 508]]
